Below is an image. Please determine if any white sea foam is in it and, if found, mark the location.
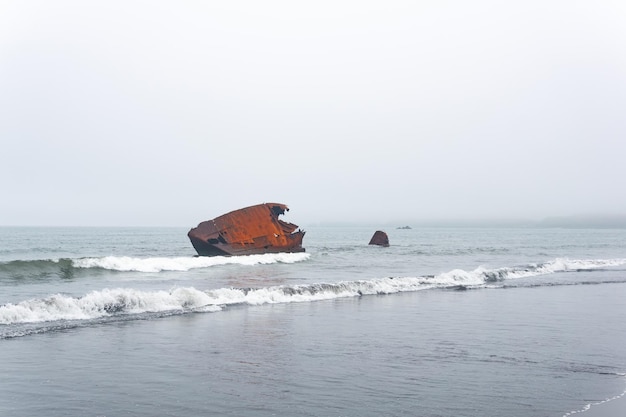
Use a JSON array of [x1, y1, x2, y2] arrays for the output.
[[0, 277, 435, 325], [2, 257, 625, 326], [0, 287, 222, 325], [72, 252, 311, 272], [455, 257, 626, 283], [562, 374, 626, 416]]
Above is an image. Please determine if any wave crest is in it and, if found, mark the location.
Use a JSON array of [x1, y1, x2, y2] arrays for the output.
[[2, 257, 625, 330], [74, 252, 311, 272], [0, 252, 311, 277], [0, 287, 221, 325]]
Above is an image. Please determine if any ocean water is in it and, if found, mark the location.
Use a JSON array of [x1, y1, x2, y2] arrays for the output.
[[1, 225, 625, 417]]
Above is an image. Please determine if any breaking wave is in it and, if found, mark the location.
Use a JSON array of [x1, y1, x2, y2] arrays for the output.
[[73, 252, 311, 272], [2, 257, 625, 333], [469, 257, 626, 283], [0, 252, 311, 277]]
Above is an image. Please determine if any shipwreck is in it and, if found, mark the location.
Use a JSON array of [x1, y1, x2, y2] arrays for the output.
[[188, 203, 306, 256]]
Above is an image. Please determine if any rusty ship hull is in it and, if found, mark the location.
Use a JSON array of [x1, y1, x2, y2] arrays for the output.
[[188, 203, 305, 257]]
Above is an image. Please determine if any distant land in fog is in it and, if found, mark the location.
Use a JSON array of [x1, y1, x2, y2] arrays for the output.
[[536, 214, 626, 229], [320, 214, 626, 229]]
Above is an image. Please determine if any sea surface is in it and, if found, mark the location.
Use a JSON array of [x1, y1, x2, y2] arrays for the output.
[[1, 225, 625, 417]]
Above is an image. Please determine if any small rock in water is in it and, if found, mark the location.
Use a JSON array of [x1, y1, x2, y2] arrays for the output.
[[368, 230, 390, 247]]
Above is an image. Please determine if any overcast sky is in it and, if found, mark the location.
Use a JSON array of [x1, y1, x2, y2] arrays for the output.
[[1, 1, 625, 226]]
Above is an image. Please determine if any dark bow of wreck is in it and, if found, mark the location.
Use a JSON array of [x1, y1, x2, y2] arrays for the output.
[[188, 203, 306, 257]]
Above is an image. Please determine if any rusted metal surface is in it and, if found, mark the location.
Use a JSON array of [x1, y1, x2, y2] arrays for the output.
[[368, 230, 389, 247], [188, 203, 306, 256]]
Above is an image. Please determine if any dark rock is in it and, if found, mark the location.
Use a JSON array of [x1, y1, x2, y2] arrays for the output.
[[368, 230, 389, 247]]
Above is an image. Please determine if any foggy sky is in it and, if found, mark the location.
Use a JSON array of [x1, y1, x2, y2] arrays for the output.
[[1, 1, 625, 226]]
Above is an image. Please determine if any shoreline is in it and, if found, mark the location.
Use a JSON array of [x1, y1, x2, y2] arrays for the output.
[[565, 386, 626, 417]]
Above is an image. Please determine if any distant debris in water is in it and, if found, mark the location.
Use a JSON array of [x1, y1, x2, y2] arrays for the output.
[[397, 225, 412, 230], [188, 203, 305, 256], [368, 230, 390, 247]]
